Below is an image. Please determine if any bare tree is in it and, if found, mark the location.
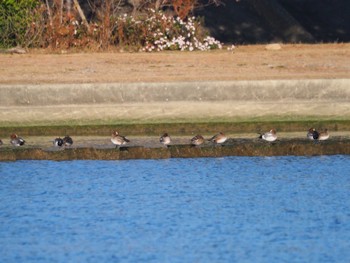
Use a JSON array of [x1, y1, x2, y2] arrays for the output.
[[45, 0, 53, 27], [73, 0, 90, 30], [66, 0, 72, 15]]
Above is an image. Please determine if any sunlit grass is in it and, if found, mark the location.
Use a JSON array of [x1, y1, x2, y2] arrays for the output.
[[1, 116, 350, 137]]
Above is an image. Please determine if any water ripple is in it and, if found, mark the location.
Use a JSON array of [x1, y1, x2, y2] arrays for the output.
[[1, 156, 350, 262]]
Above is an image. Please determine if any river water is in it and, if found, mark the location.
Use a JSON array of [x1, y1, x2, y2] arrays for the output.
[[1, 156, 350, 262]]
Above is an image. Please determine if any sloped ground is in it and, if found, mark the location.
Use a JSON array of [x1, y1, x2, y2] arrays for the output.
[[1, 44, 349, 84], [0, 43, 349, 134]]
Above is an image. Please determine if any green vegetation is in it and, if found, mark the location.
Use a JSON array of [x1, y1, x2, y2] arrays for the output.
[[0, 0, 221, 50], [1, 119, 350, 137], [0, 0, 43, 48]]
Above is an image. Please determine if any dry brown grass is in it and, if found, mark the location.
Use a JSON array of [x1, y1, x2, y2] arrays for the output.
[[1, 43, 349, 84]]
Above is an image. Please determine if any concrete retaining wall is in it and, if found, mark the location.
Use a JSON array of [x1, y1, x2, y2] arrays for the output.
[[1, 79, 349, 106], [1, 138, 350, 161]]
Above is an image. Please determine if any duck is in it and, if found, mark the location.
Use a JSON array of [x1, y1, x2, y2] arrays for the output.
[[63, 135, 73, 146], [10, 133, 25, 146], [208, 132, 227, 144], [318, 129, 329, 141], [53, 137, 64, 147], [259, 129, 277, 142], [307, 128, 319, 140], [0, 139, 3, 146], [111, 130, 130, 148], [191, 134, 205, 146], [306, 128, 317, 140], [160, 133, 171, 146]]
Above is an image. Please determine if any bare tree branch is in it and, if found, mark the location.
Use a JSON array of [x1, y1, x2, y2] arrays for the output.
[[72, 0, 90, 30], [45, 0, 53, 27]]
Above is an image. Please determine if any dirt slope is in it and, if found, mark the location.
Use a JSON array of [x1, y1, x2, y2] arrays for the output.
[[1, 44, 349, 85]]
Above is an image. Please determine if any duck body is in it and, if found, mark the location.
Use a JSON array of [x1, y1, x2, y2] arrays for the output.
[[259, 129, 277, 142], [307, 128, 317, 140], [313, 131, 320, 140], [53, 137, 64, 147], [209, 132, 227, 144], [10, 134, 25, 146], [160, 133, 171, 146], [318, 129, 329, 141], [111, 131, 130, 147], [63, 136, 73, 146], [191, 135, 204, 146]]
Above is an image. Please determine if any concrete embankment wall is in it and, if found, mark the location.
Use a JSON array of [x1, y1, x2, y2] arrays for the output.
[[1, 79, 350, 106], [1, 79, 350, 135], [1, 138, 350, 161]]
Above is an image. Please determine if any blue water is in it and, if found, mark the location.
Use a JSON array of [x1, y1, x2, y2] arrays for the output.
[[1, 156, 350, 263]]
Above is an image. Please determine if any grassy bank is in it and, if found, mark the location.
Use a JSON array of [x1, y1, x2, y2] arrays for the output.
[[1, 119, 350, 137]]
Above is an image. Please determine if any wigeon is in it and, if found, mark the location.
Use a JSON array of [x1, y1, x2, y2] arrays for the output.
[[63, 135, 73, 146], [318, 129, 329, 141], [259, 129, 277, 142], [307, 128, 319, 140], [191, 134, 205, 146], [111, 130, 130, 148], [160, 133, 171, 146], [209, 132, 227, 144], [53, 137, 64, 147], [10, 133, 25, 146]]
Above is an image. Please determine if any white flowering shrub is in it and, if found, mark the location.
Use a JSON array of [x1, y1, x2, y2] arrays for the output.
[[2, 2, 222, 51], [114, 9, 222, 52]]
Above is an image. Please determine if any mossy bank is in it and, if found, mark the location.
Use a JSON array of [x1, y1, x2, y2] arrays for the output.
[[1, 137, 350, 161]]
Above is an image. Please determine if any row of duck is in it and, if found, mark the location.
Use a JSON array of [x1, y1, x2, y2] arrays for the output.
[[0, 128, 329, 148], [0, 134, 73, 147], [112, 128, 329, 148]]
